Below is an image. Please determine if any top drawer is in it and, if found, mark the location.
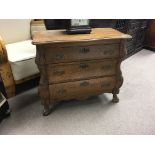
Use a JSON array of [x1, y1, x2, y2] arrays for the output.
[[43, 43, 120, 64]]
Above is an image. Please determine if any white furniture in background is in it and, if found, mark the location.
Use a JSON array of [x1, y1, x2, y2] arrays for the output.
[[0, 19, 46, 97]]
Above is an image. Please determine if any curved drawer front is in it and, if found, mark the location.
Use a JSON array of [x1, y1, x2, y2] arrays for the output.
[[50, 76, 116, 100], [47, 60, 117, 84], [44, 44, 120, 63]]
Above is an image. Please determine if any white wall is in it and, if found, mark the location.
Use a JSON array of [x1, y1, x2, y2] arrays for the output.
[[0, 19, 31, 44]]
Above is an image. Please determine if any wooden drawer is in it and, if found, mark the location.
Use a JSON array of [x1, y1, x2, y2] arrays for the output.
[[47, 60, 117, 84], [49, 76, 116, 100], [44, 44, 120, 63]]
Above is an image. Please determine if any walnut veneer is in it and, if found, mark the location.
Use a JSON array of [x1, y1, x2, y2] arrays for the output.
[[32, 28, 131, 116]]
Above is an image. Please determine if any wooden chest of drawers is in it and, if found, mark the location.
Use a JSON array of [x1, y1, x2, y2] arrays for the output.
[[32, 28, 131, 116]]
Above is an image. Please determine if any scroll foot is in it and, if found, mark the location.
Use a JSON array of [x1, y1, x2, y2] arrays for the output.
[[111, 93, 119, 103], [42, 100, 55, 116], [43, 105, 53, 116]]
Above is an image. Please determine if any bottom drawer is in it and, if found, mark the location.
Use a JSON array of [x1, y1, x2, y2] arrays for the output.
[[50, 76, 116, 101]]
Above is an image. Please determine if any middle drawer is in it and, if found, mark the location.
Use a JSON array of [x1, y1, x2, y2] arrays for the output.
[[47, 59, 117, 84]]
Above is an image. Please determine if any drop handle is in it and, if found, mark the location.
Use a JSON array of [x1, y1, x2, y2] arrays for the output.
[[80, 47, 90, 53], [79, 63, 89, 69], [80, 81, 89, 87], [55, 53, 64, 59]]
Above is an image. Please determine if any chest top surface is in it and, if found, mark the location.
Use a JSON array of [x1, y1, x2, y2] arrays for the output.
[[32, 28, 131, 45]]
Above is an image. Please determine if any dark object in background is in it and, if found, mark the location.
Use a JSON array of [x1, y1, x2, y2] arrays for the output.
[[0, 77, 11, 123], [44, 19, 70, 30], [0, 93, 10, 123], [90, 19, 116, 28], [145, 19, 155, 52], [115, 19, 127, 33], [45, 19, 92, 34], [44, 19, 117, 30], [119, 19, 148, 58]]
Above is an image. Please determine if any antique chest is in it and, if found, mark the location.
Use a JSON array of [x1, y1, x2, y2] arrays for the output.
[[32, 28, 131, 116]]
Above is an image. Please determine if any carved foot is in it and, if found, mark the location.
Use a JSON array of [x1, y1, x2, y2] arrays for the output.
[[42, 100, 55, 116], [43, 105, 53, 116], [111, 94, 119, 103]]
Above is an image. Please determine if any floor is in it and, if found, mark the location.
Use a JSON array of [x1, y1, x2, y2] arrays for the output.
[[0, 49, 155, 135]]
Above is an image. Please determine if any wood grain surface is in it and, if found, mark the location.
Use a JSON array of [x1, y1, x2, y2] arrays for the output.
[[32, 28, 131, 45], [50, 76, 116, 101], [47, 59, 117, 84]]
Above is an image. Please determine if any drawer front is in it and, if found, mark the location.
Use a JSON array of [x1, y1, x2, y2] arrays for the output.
[[50, 76, 116, 100], [47, 60, 117, 83], [45, 44, 120, 63]]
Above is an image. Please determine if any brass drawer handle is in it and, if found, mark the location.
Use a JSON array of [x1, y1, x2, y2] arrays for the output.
[[53, 69, 65, 76], [80, 47, 90, 53], [55, 53, 64, 59], [80, 81, 89, 87], [79, 63, 89, 69], [101, 83, 110, 88]]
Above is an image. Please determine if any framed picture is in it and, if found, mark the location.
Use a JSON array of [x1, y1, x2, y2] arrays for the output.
[[70, 19, 90, 27], [66, 19, 91, 34]]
